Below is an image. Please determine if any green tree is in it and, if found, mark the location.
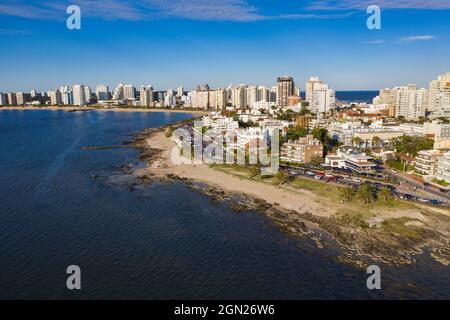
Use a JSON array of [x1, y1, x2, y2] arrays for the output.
[[352, 137, 363, 147], [378, 187, 393, 202], [287, 125, 308, 141], [355, 184, 377, 204], [341, 187, 356, 201], [372, 136, 381, 148], [249, 166, 260, 178], [274, 171, 289, 186]]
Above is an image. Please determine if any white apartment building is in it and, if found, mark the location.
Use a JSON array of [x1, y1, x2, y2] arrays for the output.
[[190, 88, 226, 110], [164, 89, 176, 107], [429, 72, 450, 118], [395, 121, 450, 139], [415, 149, 443, 177], [436, 152, 450, 184], [246, 86, 259, 107], [48, 90, 62, 105], [325, 148, 377, 173], [231, 85, 247, 109], [0, 93, 8, 105], [306, 77, 335, 113], [60, 86, 73, 105], [123, 84, 136, 100], [84, 86, 92, 104], [140, 86, 153, 107], [7, 93, 17, 105], [95, 85, 109, 101], [394, 85, 428, 120], [72, 85, 86, 106], [113, 83, 124, 101]]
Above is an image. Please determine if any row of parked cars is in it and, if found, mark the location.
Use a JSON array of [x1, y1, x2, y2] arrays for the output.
[[284, 166, 449, 207]]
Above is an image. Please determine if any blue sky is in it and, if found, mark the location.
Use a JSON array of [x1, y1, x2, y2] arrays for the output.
[[0, 0, 449, 92]]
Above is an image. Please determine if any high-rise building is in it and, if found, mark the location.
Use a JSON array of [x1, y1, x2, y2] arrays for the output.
[[95, 85, 109, 101], [231, 85, 247, 109], [30, 89, 37, 98], [0, 93, 8, 105], [177, 86, 184, 97], [48, 90, 63, 105], [210, 88, 227, 110], [246, 86, 258, 107], [164, 89, 176, 107], [428, 72, 450, 118], [60, 86, 73, 105], [190, 87, 210, 109], [258, 86, 270, 102], [394, 85, 428, 120], [72, 85, 86, 106], [15, 92, 29, 105], [7, 93, 17, 106], [306, 77, 323, 106], [140, 86, 154, 107], [377, 88, 396, 106], [113, 83, 124, 101], [84, 86, 92, 104], [124, 84, 136, 100], [277, 76, 295, 106], [306, 77, 335, 113]]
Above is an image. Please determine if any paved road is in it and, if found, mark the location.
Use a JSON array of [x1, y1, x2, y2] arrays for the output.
[[380, 168, 450, 201]]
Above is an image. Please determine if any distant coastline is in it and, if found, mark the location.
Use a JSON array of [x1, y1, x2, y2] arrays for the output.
[[0, 106, 207, 115]]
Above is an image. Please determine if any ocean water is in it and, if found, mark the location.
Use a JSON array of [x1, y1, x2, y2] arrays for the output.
[[335, 91, 379, 103], [0, 109, 449, 300]]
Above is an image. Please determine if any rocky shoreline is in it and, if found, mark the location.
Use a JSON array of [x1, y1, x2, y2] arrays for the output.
[[127, 123, 450, 269]]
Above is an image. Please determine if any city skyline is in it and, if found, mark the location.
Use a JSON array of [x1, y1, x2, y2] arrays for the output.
[[0, 1, 449, 92]]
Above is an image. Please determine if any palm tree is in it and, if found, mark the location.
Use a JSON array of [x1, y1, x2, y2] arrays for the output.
[[372, 136, 381, 148], [355, 184, 376, 204], [274, 171, 289, 186], [341, 187, 356, 201], [352, 137, 363, 148], [378, 187, 393, 202], [249, 165, 260, 178]]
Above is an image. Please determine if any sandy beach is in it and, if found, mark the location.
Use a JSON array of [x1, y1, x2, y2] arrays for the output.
[[141, 129, 333, 216], [131, 124, 450, 267]]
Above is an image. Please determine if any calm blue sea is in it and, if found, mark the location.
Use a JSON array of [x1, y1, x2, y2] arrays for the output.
[[335, 91, 379, 103], [0, 109, 449, 299]]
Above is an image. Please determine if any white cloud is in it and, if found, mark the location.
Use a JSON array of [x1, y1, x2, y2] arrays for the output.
[[307, 0, 450, 10], [398, 35, 435, 42], [366, 40, 385, 44], [0, 0, 355, 22]]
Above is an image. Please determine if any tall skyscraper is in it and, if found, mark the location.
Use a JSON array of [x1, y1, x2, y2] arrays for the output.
[[246, 85, 258, 107], [72, 85, 86, 106], [428, 72, 450, 118], [306, 77, 335, 114], [394, 85, 428, 120], [60, 86, 73, 105], [84, 86, 92, 104], [30, 89, 37, 98], [48, 90, 63, 105], [7, 93, 17, 106], [113, 83, 124, 101], [177, 86, 184, 97], [0, 93, 8, 105], [124, 84, 136, 100], [277, 76, 295, 106], [95, 85, 109, 101], [231, 85, 247, 109], [258, 86, 270, 102], [140, 86, 154, 107]]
